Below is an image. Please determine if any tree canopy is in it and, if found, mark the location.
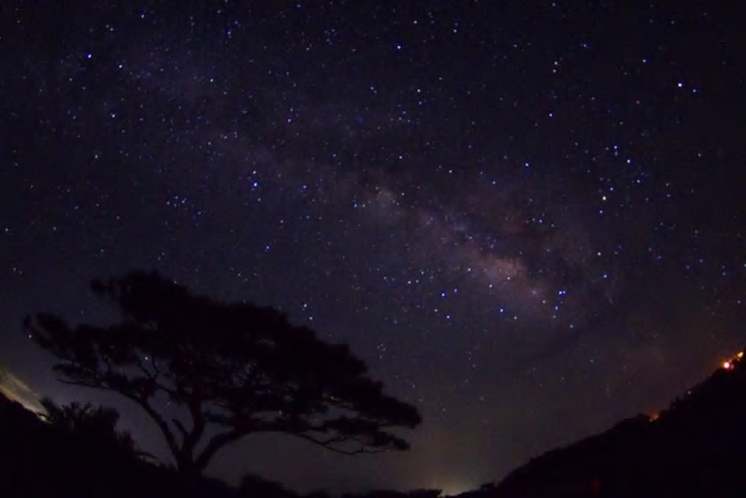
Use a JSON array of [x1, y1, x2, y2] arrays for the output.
[[25, 270, 422, 477]]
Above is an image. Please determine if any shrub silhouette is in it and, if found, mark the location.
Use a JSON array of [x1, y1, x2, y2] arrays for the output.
[[39, 397, 154, 461]]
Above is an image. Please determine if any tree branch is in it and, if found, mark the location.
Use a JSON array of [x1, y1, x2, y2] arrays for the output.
[[193, 428, 248, 473], [172, 418, 189, 443], [291, 432, 386, 455], [128, 394, 182, 460], [133, 357, 179, 398], [58, 377, 182, 459], [181, 399, 206, 459], [134, 357, 158, 380]]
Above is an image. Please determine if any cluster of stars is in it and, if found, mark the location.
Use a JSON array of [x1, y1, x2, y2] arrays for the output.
[[1, 0, 744, 493]]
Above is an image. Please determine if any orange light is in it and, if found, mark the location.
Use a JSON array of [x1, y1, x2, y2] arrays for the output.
[[738, 352, 744, 359], [723, 361, 732, 370]]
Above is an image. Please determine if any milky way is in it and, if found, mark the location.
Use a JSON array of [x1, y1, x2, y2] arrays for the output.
[[123, 45, 620, 331]]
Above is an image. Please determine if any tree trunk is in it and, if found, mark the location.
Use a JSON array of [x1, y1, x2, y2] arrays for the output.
[[176, 455, 202, 481]]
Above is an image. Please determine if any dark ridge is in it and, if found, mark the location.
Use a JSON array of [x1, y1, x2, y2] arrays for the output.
[[457, 349, 746, 497], [4, 348, 746, 497]]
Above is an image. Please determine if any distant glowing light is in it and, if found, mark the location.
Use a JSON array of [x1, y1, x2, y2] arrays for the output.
[[723, 361, 732, 370], [440, 480, 476, 496]]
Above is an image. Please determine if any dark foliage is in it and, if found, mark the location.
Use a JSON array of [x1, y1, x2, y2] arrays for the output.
[[0, 391, 441, 497], [0, 390, 325, 497], [0, 390, 211, 497], [38, 397, 154, 461], [25, 270, 421, 477]]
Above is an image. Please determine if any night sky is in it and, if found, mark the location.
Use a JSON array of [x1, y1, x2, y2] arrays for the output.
[[1, 1, 745, 494]]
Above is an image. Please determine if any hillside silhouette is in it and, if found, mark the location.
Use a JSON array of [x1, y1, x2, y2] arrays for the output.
[[457, 350, 746, 497], [4, 349, 746, 496]]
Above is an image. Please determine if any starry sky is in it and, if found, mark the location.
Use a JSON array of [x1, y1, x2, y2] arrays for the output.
[[1, 0, 745, 494]]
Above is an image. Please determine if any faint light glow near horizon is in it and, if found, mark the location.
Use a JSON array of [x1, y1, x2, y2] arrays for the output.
[[440, 479, 477, 497], [0, 368, 44, 414]]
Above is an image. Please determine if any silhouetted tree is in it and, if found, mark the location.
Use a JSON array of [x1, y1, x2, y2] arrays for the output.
[[25, 270, 422, 478], [38, 397, 153, 461]]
